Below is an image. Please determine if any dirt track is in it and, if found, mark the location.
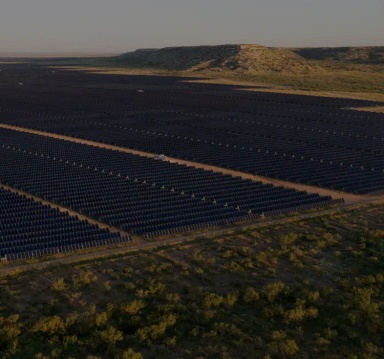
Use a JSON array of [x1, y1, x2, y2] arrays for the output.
[[0, 123, 376, 205]]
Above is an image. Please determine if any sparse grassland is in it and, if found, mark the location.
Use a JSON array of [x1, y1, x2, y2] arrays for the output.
[[182, 63, 384, 102], [1, 203, 384, 358], [224, 68, 384, 94]]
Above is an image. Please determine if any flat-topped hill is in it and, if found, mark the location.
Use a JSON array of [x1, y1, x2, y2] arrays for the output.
[[114, 44, 384, 73], [116, 44, 321, 73], [293, 46, 384, 64]]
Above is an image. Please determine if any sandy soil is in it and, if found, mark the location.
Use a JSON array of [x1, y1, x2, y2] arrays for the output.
[[350, 106, 384, 113]]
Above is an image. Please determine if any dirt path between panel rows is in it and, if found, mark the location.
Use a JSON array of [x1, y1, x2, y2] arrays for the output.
[[0, 123, 377, 205]]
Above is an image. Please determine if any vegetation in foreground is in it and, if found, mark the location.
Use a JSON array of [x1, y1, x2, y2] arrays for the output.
[[0, 203, 384, 358]]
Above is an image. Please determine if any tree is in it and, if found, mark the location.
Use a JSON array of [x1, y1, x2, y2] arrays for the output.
[[122, 348, 144, 359], [0, 314, 21, 354], [32, 316, 66, 338], [243, 287, 260, 304], [51, 277, 66, 292], [263, 282, 285, 303], [99, 326, 123, 347]]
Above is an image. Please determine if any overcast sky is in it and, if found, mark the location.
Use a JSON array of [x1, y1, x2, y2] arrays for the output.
[[1, 0, 383, 54]]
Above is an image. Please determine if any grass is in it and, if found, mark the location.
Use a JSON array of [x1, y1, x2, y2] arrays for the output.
[[193, 67, 384, 95], [1, 203, 384, 358]]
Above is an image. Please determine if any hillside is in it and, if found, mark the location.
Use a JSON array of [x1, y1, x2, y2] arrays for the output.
[[113, 44, 384, 73], [294, 46, 384, 64], [115, 44, 323, 73]]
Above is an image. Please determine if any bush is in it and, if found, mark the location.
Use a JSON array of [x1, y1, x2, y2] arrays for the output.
[[243, 287, 260, 304], [0, 314, 21, 353], [263, 282, 285, 303], [122, 348, 144, 359]]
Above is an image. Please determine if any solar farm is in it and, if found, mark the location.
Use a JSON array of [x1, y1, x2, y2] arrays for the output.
[[0, 64, 383, 262]]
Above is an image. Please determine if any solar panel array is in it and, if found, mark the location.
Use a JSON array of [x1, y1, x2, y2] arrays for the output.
[[0, 128, 339, 240], [0, 187, 127, 261], [1, 64, 378, 261], [0, 66, 383, 194]]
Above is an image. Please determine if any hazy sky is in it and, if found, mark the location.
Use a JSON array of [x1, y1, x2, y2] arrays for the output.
[[1, 0, 384, 53]]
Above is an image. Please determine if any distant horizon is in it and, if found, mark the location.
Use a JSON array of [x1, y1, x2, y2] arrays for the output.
[[1, 42, 384, 58], [0, 52, 118, 58], [1, 0, 384, 54]]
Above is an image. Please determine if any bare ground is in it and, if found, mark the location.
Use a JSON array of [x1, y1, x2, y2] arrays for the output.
[[350, 106, 384, 113]]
